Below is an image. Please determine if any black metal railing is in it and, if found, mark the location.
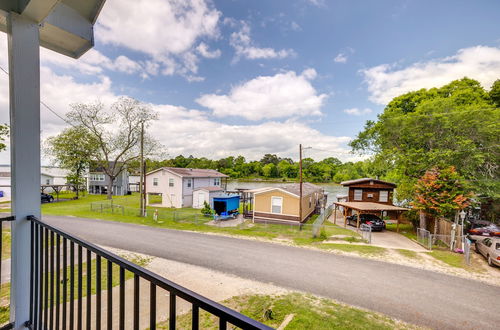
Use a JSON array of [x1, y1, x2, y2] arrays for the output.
[[0, 216, 15, 330], [24, 216, 272, 330]]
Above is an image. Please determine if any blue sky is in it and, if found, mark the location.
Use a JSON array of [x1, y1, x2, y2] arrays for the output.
[[1, 0, 500, 163]]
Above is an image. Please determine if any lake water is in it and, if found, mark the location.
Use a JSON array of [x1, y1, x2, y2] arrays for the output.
[[226, 180, 347, 204]]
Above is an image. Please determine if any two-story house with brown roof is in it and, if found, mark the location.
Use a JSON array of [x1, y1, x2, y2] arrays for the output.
[[145, 167, 228, 208]]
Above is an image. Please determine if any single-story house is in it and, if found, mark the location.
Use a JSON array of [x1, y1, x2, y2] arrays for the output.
[[145, 167, 228, 208], [252, 182, 324, 225]]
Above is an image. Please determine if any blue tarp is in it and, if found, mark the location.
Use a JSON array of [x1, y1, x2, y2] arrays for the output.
[[213, 195, 240, 212]]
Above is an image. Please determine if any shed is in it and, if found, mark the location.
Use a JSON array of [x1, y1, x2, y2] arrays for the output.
[[192, 186, 224, 209], [213, 195, 240, 215]]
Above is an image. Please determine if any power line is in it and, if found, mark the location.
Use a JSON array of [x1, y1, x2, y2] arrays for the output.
[[0, 64, 74, 127]]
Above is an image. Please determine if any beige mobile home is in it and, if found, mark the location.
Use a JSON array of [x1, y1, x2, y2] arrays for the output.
[[252, 183, 324, 225]]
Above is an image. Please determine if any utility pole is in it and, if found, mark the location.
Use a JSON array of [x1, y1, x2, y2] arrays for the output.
[[299, 144, 303, 223], [139, 121, 144, 217]]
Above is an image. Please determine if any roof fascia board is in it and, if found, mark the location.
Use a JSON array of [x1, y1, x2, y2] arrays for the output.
[[21, 0, 61, 23], [254, 187, 299, 198]]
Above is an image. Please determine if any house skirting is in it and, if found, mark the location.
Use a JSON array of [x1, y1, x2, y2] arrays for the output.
[[253, 212, 301, 225]]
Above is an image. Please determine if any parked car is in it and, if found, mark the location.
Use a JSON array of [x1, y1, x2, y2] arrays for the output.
[[41, 193, 54, 203], [346, 214, 386, 231], [475, 237, 500, 267], [468, 223, 500, 242]]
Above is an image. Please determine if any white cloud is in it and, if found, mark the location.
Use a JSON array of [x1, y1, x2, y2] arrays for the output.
[[334, 53, 348, 63], [308, 0, 326, 7], [343, 108, 373, 116], [196, 42, 221, 59], [149, 105, 355, 161], [362, 45, 500, 104], [196, 69, 327, 120], [230, 21, 296, 60], [95, 0, 221, 78]]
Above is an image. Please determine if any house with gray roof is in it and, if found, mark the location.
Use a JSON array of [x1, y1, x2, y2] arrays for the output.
[[145, 167, 228, 208]]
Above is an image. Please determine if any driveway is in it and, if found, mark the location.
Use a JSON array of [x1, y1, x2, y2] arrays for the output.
[[38, 215, 500, 330]]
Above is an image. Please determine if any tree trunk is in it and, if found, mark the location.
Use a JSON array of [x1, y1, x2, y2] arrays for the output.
[[419, 210, 426, 229], [432, 217, 439, 244], [107, 179, 114, 200]]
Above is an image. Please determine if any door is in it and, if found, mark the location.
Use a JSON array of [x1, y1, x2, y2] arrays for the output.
[[198, 193, 205, 207]]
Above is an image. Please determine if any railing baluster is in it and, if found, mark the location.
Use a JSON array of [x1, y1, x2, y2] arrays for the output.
[[33, 223, 39, 330], [62, 238, 67, 330], [28, 217, 273, 330], [56, 234, 61, 330], [107, 260, 112, 330], [169, 293, 176, 329], [44, 228, 49, 328], [86, 249, 92, 330], [119, 267, 125, 330], [30, 220, 34, 325], [149, 283, 156, 330], [38, 225, 44, 330], [78, 245, 83, 330], [96, 255, 101, 330], [70, 241, 75, 330], [219, 317, 227, 330], [192, 305, 199, 330], [134, 274, 140, 330], [50, 231, 55, 330]]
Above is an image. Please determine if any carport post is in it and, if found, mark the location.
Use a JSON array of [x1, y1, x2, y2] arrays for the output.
[[397, 211, 400, 233], [8, 13, 41, 329], [333, 204, 337, 224], [357, 210, 361, 229], [343, 207, 347, 228]]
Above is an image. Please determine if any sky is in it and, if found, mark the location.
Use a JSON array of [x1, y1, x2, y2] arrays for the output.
[[1, 0, 500, 164]]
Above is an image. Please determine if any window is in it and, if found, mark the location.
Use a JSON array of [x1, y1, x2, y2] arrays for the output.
[[213, 178, 220, 186], [90, 173, 105, 181], [187, 179, 192, 188], [354, 189, 362, 201], [153, 178, 158, 186], [169, 178, 174, 187], [271, 197, 282, 214], [45, 179, 50, 185], [379, 191, 389, 202]]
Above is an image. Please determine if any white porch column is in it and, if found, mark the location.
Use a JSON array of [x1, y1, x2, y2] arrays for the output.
[[8, 13, 41, 329]]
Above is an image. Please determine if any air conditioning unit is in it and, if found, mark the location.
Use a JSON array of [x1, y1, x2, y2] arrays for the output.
[[367, 193, 373, 198]]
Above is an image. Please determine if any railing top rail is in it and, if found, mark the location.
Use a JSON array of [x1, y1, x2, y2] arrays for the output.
[[28, 216, 272, 330]]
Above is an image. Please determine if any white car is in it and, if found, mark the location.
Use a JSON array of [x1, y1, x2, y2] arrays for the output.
[[475, 237, 500, 267]]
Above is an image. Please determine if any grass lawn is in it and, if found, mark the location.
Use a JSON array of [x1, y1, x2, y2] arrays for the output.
[[427, 250, 468, 268], [396, 249, 420, 259], [2, 229, 10, 260], [159, 293, 418, 329], [319, 244, 387, 256]]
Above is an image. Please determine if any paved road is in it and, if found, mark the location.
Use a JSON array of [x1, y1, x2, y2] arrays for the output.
[[43, 215, 500, 330]]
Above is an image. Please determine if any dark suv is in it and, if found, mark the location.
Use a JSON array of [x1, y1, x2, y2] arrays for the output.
[[346, 214, 386, 231]]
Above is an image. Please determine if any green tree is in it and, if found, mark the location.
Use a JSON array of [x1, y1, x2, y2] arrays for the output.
[[262, 163, 278, 178], [411, 167, 471, 234], [45, 126, 100, 198], [490, 79, 500, 107], [351, 77, 500, 202], [67, 97, 159, 199]]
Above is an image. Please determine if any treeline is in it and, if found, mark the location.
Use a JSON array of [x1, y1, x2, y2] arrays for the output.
[[130, 154, 386, 183]]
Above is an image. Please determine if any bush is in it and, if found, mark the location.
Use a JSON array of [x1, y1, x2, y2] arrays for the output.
[[201, 201, 212, 216]]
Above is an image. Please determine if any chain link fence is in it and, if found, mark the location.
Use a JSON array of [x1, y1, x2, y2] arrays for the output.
[[417, 228, 432, 250], [312, 204, 334, 238]]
